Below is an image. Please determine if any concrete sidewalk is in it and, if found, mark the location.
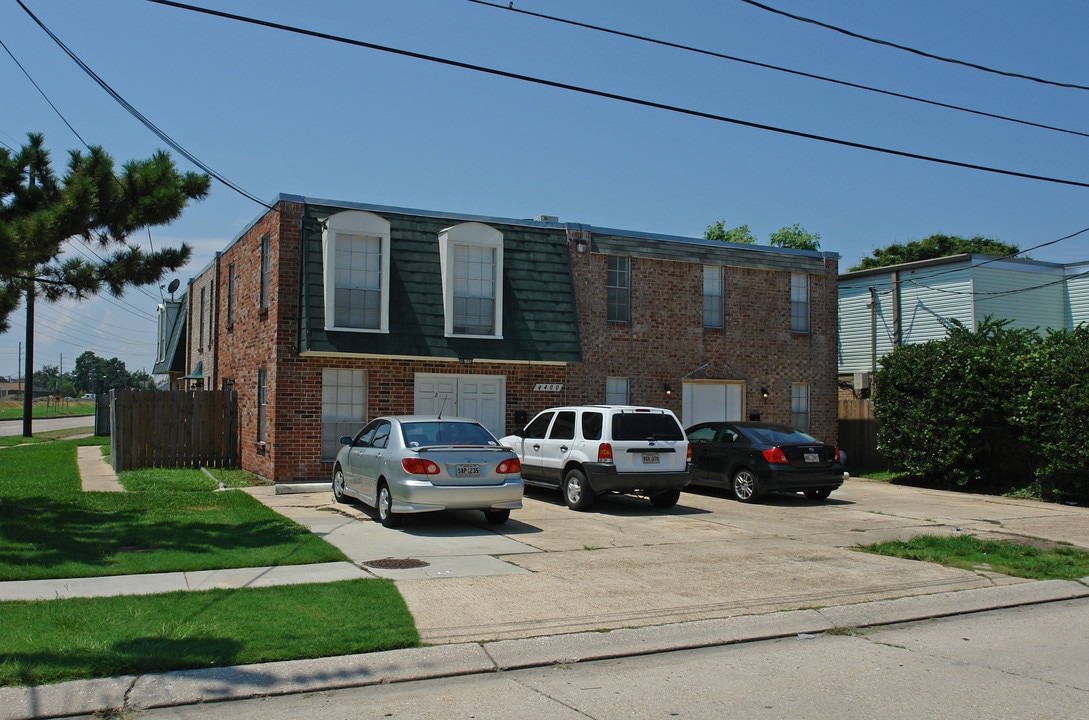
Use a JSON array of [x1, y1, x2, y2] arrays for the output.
[[3, 580, 1086, 720], [2, 459, 1087, 719]]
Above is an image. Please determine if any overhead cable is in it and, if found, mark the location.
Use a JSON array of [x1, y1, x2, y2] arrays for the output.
[[144, 0, 1089, 190], [15, 0, 274, 210], [468, 0, 1089, 139], [0, 36, 88, 147], [739, 0, 1089, 92]]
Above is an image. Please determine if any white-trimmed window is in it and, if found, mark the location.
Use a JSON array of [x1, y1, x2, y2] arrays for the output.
[[791, 273, 810, 333], [607, 255, 631, 323], [605, 377, 629, 405], [321, 368, 366, 461], [323, 211, 391, 333], [791, 383, 810, 433], [439, 222, 504, 338], [703, 265, 724, 328]]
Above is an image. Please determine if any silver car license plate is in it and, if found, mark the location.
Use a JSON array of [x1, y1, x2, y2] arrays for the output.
[[456, 464, 480, 477], [642, 453, 660, 465], [804, 453, 820, 463]]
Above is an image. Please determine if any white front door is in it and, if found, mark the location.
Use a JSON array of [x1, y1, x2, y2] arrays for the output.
[[682, 381, 743, 427], [414, 373, 506, 437]]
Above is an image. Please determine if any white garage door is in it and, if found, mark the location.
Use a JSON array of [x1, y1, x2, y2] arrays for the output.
[[682, 381, 743, 427], [414, 374, 505, 437]]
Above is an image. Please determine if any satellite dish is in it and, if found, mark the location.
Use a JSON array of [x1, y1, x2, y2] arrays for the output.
[[166, 279, 180, 297]]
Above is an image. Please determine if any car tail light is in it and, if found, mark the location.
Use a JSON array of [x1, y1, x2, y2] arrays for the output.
[[686, 444, 692, 463], [402, 457, 440, 475], [496, 457, 521, 474], [598, 442, 614, 464], [834, 447, 842, 463], [762, 447, 789, 464]]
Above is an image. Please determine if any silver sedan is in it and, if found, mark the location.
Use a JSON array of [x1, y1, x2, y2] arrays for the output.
[[332, 415, 524, 527]]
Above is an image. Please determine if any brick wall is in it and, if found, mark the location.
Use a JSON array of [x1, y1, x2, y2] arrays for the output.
[[568, 246, 840, 443]]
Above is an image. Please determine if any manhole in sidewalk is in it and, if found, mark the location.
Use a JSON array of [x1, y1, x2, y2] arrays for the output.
[[363, 557, 430, 570]]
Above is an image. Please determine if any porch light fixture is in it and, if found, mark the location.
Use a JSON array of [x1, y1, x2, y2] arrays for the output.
[[663, 383, 672, 395], [760, 387, 769, 399]]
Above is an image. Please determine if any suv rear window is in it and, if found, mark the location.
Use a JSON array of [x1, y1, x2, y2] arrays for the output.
[[611, 413, 684, 441]]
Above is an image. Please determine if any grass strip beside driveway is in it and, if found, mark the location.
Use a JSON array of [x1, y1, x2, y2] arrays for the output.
[[861, 534, 1089, 580], [0, 579, 418, 687], [0, 439, 346, 580]]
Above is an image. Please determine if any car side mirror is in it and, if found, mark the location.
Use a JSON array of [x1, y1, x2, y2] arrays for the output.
[[339, 435, 352, 445]]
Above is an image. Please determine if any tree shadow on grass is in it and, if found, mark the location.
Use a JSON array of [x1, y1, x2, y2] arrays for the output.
[[0, 492, 334, 580]]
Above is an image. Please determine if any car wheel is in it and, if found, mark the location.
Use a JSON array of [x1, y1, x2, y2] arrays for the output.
[[377, 483, 402, 528], [731, 469, 759, 503], [650, 488, 681, 508], [332, 466, 347, 503], [804, 488, 832, 501], [563, 468, 596, 511], [483, 508, 510, 525]]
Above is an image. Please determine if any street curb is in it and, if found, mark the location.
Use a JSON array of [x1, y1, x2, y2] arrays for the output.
[[3, 580, 1086, 719]]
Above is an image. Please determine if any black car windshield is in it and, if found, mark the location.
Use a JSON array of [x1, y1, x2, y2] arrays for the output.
[[744, 426, 819, 446], [401, 421, 499, 447], [612, 413, 684, 441]]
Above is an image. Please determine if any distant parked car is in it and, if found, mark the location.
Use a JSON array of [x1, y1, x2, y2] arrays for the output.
[[81, 393, 95, 399], [500, 405, 691, 511], [332, 416, 523, 527], [686, 421, 845, 503]]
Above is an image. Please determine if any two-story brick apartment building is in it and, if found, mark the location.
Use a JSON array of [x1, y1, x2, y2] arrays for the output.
[[169, 195, 839, 485]]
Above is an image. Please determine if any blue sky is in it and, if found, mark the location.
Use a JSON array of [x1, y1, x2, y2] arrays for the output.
[[3, 0, 1088, 376]]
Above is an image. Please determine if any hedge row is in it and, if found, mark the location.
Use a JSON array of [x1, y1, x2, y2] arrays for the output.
[[873, 317, 1089, 501]]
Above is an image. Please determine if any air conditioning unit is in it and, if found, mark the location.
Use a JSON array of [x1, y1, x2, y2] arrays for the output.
[[853, 372, 871, 390]]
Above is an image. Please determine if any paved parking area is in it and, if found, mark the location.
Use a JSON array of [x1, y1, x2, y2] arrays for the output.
[[251, 479, 1089, 645]]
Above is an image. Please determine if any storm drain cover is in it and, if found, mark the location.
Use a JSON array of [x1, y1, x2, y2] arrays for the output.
[[364, 557, 430, 570]]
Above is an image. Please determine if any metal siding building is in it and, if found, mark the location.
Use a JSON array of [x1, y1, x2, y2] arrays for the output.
[[839, 255, 1087, 374]]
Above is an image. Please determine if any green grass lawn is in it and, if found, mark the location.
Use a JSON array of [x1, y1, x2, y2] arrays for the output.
[[0, 438, 421, 686], [0, 579, 417, 687], [861, 534, 1089, 580], [0, 439, 346, 580], [0, 399, 95, 420]]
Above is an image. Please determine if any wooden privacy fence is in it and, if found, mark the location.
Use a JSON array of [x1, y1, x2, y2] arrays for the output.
[[838, 398, 885, 471], [110, 389, 239, 471]]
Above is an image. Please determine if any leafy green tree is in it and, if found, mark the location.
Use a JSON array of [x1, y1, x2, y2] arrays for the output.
[[32, 364, 60, 393], [768, 223, 821, 251], [850, 234, 1021, 271], [703, 220, 756, 244], [1, 133, 210, 434]]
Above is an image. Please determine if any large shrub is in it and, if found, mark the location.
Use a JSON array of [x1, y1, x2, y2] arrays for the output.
[[874, 317, 1037, 491], [1013, 326, 1089, 500]]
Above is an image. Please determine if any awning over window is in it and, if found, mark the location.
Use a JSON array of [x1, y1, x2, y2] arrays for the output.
[[181, 361, 203, 380]]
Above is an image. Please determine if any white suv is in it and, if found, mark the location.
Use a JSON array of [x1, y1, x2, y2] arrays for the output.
[[500, 405, 691, 511]]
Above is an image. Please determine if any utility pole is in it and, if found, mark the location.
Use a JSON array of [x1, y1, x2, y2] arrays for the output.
[[22, 282, 35, 438]]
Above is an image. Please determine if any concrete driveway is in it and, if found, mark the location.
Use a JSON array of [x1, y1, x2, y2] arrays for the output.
[[250, 478, 1089, 645]]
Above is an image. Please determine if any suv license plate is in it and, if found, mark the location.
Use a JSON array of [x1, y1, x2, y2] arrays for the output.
[[642, 453, 660, 465], [804, 453, 820, 463], [456, 464, 480, 477]]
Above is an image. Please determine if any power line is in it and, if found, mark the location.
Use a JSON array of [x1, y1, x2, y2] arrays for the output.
[[739, 0, 1089, 92], [15, 0, 274, 210], [144, 0, 1089, 190], [467, 0, 1089, 140], [0, 35, 88, 147]]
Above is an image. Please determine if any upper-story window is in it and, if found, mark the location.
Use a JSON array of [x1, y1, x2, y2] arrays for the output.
[[322, 210, 391, 333], [703, 265, 724, 328], [607, 255, 631, 323], [439, 222, 504, 338], [791, 272, 810, 333], [259, 235, 271, 311], [226, 264, 235, 327], [198, 286, 206, 351]]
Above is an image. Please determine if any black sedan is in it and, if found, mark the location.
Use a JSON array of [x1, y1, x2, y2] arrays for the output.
[[686, 422, 846, 502]]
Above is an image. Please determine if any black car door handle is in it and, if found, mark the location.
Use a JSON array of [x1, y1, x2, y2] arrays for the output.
[[532, 443, 541, 451], [560, 445, 569, 452]]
